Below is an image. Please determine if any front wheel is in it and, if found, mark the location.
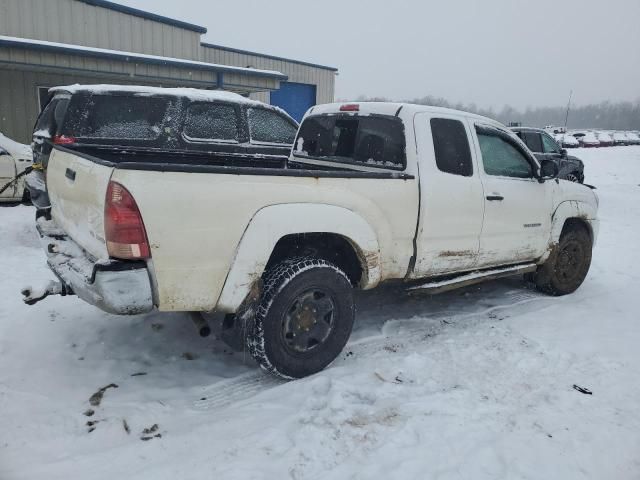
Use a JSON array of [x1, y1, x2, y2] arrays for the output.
[[533, 224, 592, 295], [565, 172, 581, 183], [247, 257, 355, 379]]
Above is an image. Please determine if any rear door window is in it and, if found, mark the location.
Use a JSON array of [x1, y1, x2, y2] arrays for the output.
[[183, 103, 239, 142], [522, 132, 543, 153], [248, 108, 297, 144], [430, 118, 473, 176], [294, 114, 406, 169], [71, 95, 171, 140]]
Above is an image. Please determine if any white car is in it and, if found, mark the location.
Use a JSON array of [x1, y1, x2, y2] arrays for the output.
[[577, 132, 600, 148], [595, 131, 614, 147], [558, 133, 580, 148], [624, 132, 640, 145], [0, 132, 33, 202], [612, 132, 629, 146], [24, 87, 600, 379]]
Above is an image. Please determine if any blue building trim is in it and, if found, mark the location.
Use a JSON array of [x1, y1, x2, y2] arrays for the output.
[[77, 0, 207, 33], [0, 37, 288, 81], [201, 42, 338, 72]]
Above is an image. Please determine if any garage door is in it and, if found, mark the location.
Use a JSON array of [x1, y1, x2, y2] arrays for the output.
[[270, 82, 317, 122]]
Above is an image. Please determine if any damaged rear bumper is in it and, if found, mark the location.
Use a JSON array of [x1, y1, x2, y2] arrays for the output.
[[31, 218, 154, 315]]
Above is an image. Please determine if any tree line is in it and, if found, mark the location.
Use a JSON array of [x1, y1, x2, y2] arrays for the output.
[[352, 95, 640, 131]]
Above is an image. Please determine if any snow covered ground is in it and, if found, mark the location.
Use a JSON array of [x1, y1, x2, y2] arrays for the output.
[[1, 147, 639, 479]]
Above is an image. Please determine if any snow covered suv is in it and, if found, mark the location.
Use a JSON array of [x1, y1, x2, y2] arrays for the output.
[[512, 127, 585, 183], [24, 92, 599, 379]]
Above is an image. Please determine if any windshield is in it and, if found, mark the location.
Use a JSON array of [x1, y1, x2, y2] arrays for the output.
[[293, 114, 406, 170]]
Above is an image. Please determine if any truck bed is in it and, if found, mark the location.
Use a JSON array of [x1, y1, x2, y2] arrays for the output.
[[46, 145, 419, 311]]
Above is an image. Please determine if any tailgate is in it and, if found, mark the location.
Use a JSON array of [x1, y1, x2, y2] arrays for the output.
[[47, 148, 113, 259]]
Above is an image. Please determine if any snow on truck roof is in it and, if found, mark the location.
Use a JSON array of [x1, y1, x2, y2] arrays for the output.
[[51, 84, 260, 104], [49, 84, 296, 122], [309, 102, 504, 127]]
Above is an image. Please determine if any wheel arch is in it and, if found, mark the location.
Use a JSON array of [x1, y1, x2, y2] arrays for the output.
[[215, 203, 382, 313], [541, 200, 597, 263]]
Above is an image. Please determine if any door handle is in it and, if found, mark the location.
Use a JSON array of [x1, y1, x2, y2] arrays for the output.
[[486, 195, 504, 201], [65, 168, 76, 181]]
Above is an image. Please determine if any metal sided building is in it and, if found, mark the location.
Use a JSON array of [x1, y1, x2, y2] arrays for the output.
[[0, 0, 337, 143]]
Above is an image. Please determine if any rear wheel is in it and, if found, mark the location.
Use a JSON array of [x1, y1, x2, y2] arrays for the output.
[[247, 257, 355, 379], [533, 224, 592, 295]]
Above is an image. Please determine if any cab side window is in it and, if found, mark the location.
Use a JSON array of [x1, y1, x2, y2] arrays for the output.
[[541, 133, 561, 154], [430, 118, 473, 176], [183, 103, 239, 142], [476, 128, 533, 179]]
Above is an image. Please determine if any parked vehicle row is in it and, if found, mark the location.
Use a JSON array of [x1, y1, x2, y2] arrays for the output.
[[23, 85, 599, 379], [554, 129, 640, 148]]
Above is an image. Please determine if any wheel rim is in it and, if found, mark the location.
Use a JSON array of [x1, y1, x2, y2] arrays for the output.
[[282, 288, 335, 353], [565, 173, 579, 182], [556, 239, 585, 283]]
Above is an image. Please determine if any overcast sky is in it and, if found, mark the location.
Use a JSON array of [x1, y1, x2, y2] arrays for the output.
[[121, 0, 640, 109]]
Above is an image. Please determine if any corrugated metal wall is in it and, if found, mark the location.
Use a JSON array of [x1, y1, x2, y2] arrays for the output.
[[202, 47, 336, 104], [0, 0, 202, 59], [0, 45, 279, 91]]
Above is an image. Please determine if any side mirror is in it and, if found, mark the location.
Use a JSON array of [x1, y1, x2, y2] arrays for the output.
[[539, 159, 559, 181]]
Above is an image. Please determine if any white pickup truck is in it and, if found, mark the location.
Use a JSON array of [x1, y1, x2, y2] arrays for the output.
[[24, 87, 599, 379]]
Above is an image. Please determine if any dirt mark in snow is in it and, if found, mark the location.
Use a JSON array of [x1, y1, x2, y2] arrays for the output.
[[88, 383, 118, 407]]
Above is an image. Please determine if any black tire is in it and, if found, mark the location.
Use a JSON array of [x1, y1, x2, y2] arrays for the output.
[[247, 257, 355, 379], [533, 224, 592, 296]]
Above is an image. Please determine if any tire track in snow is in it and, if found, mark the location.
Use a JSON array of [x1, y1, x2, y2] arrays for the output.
[[192, 289, 546, 411]]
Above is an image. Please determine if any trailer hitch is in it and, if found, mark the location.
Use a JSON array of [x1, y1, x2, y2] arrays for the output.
[[21, 280, 73, 306]]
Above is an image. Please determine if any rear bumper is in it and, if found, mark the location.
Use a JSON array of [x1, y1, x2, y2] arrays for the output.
[[37, 218, 154, 315]]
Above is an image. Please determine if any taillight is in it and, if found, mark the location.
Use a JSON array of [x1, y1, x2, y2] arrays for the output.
[[53, 135, 76, 145], [340, 104, 359, 112], [104, 181, 150, 260]]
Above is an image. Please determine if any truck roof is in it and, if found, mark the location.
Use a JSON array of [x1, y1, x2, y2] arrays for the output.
[[309, 102, 504, 128]]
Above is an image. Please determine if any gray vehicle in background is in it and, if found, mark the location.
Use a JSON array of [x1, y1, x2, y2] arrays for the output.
[[512, 127, 585, 183]]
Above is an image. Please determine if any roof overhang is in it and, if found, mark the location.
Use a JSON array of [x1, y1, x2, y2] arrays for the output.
[[201, 42, 338, 72], [0, 36, 287, 81]]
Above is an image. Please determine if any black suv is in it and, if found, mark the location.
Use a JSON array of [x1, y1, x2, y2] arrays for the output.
[[28, 85, 299, 211], [512, 127, 584, 183]]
